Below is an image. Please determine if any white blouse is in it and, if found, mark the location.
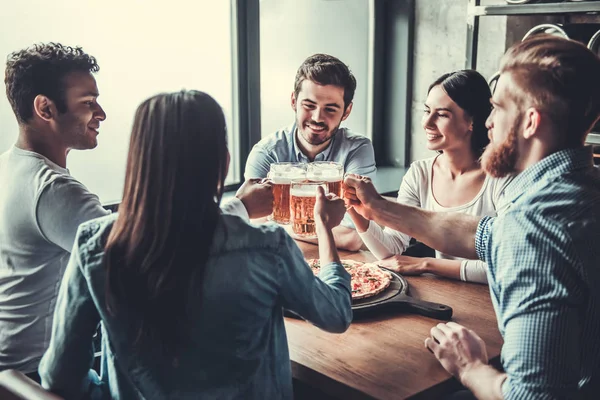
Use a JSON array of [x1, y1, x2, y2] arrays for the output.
[[359, 155, 512, 283]]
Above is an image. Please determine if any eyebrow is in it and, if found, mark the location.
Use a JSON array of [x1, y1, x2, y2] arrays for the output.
[[302, 99, 341, 109], [78, 91, 99, 98], [424, 104, 452, 112]]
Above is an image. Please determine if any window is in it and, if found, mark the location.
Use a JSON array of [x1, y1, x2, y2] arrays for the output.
[[259, 0, 371, 140], [0, 0, 236, 203]]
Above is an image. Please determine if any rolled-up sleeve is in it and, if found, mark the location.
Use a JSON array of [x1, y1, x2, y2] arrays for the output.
[[475, 215, 494, 262], [220, 197, 249, 221]]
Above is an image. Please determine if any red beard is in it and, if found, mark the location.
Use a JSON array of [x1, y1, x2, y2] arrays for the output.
[[481, 126, 519, 178]]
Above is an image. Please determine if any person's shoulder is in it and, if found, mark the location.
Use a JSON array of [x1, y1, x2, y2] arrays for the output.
[[7, 148, 72, 185], [75, 214, 118, 263], [254, 123, 295, 152], [340, 127, 373, 146], [487, 173, 514, 191], [407, 156, 436, 177]]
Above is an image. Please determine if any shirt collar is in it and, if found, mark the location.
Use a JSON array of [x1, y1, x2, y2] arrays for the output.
[[503, 146, 594, 203], [292, 122, 338, 162]]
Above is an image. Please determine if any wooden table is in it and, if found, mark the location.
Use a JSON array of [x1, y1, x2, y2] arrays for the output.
[[286, 242, 503, 400]]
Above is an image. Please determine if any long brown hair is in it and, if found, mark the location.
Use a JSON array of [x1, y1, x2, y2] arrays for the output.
[[104, 90, 228, 357]]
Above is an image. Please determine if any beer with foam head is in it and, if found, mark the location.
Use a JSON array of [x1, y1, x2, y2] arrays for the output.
[[268, 163, 306, 224], [307, 162, 344, 197], [290, 180, 328, 238]]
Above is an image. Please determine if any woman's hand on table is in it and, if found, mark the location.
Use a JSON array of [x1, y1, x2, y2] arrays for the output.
[[378, 255, 429, 275]]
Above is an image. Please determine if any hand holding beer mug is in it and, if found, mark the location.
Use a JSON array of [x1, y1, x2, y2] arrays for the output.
[[307, 161, 344, 197], [343, 173, 382, 220], [313, 187, 346, 230], [234, 178, 274, 219], [267, 163, 306, 224], [290, 180, 328, 238]]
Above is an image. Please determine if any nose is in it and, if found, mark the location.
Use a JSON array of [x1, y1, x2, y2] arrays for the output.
[[311, 108, 324, 123], [485, 110, 493, 130], [95, 102, 107, 122], [422, 112, 435, 130]]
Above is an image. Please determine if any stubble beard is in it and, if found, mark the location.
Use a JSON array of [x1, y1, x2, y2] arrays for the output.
[[298, 118, 340, 146]]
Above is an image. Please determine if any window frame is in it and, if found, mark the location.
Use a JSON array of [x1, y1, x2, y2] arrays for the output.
[[227, 0, 414, 195]]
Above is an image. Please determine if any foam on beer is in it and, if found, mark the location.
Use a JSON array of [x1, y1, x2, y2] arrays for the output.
[[307, 169, 341, 182], [290, 186, 322, 197], [270, 166, 306, 184]]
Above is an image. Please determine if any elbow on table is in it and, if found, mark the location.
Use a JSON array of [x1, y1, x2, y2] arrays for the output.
[[323, 304, 353, 333]]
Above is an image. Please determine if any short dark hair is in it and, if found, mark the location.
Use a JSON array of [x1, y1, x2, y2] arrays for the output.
[[500, 34, 600, 144], [4, 42, 99, 123], [428, 70, 492, 156], [293, 54, 356, 110]]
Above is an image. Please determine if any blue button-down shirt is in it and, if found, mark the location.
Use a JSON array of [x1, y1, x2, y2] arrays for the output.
[[244, 123, 376, 180], [475, 146, 600, 399], [38, 208, 352, 399]]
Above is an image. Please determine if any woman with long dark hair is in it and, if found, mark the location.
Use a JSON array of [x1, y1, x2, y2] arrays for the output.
[[38, 90, 352, 399], [349, 70, 511, 283]]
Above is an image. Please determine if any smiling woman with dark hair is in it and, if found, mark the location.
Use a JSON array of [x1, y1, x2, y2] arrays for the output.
[[349, 70, 512, 284], [37, 90, 352, 399]]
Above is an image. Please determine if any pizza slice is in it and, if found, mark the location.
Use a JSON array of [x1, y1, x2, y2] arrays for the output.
[[306, 259, 392, 300]]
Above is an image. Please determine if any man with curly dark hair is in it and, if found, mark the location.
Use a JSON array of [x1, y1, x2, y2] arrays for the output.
[[0, 43, 109, 378]]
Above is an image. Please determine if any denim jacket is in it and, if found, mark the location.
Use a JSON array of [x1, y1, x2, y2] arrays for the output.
[[38, 207, 352, 399]]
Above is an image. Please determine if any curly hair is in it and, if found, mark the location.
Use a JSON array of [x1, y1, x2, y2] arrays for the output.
[[4, 42, 99, 123], [293, 54, 356, 111]]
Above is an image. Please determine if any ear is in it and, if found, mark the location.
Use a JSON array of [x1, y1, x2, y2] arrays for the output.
[[33, 95, 55, 122], [341, 102, 353, 122], [522, 107, 541, 140], [291, 91, 297, 112]]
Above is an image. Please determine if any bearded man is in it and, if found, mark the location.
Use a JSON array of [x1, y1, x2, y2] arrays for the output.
[[344, 35, 600, 399], [244, 54, 376, 251]]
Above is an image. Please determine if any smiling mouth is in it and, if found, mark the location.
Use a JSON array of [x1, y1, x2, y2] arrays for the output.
[[306, 124, 327, 133], [426, 133, 442, 140], [88, 127, 99, 135]]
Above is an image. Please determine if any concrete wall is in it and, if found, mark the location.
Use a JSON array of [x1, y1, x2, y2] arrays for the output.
[[409, 0, 506, 162]]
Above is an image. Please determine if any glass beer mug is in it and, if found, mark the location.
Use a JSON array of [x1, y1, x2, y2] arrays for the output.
[[289, 179, 328, 238], [306, 161, 344, 197], [267, 162, 306, 224]]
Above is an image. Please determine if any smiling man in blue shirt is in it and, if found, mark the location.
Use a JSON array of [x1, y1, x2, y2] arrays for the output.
[[343, 35, 600, 399], [245, 54, 376, 251]]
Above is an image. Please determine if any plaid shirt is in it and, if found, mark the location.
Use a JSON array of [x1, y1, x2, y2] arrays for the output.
[[476, 146, 600, 399]]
